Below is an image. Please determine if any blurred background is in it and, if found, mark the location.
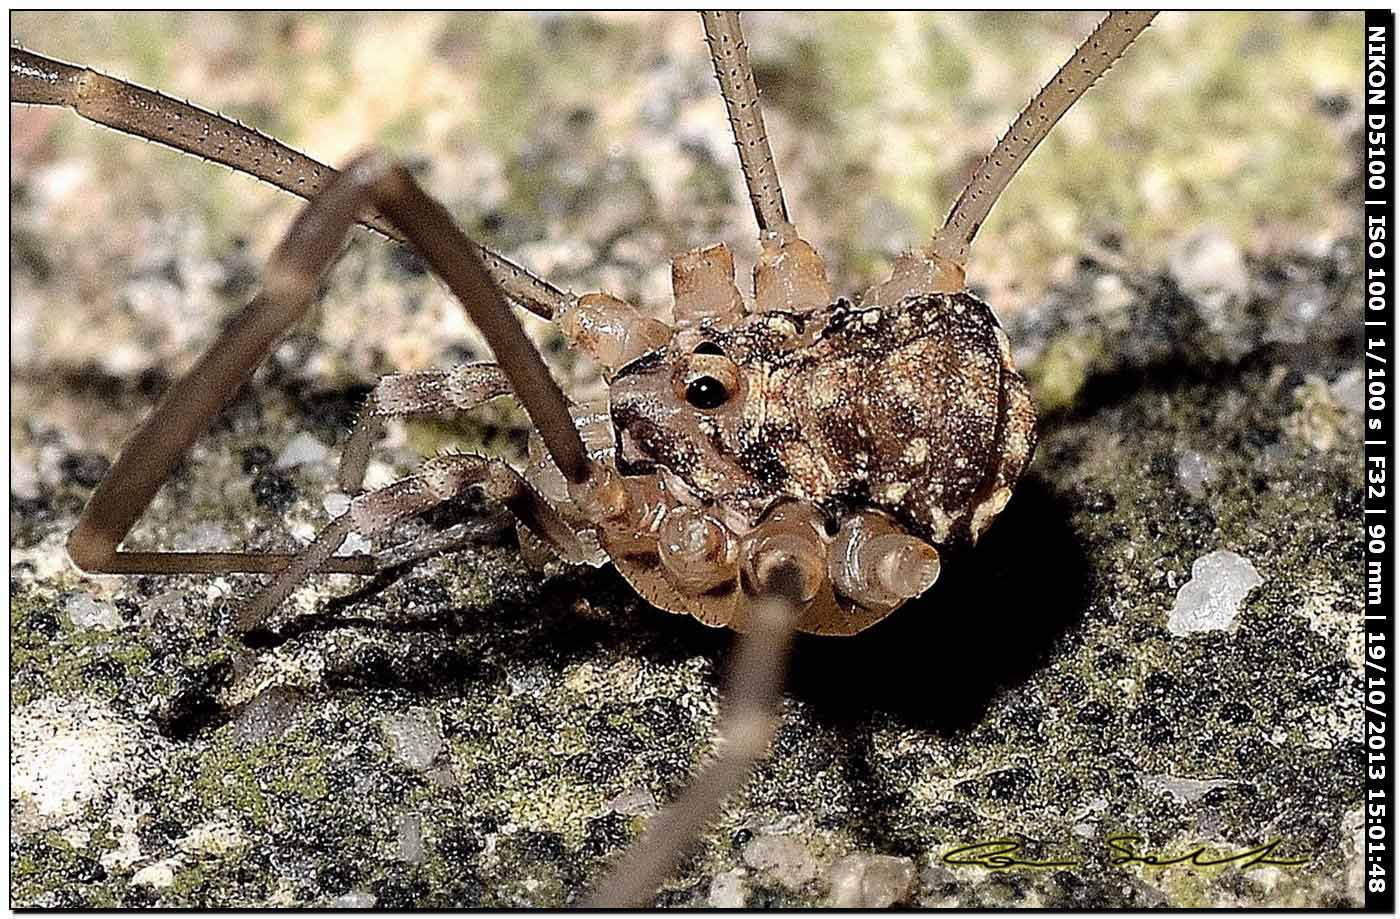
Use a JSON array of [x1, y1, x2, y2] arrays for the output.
[[11, 11, 1361, 386]]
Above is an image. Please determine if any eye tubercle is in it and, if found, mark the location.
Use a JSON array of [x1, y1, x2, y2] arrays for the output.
[[672, 352, 741, 412]]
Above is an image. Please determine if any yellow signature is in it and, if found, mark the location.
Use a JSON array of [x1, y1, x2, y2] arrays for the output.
[[942, 836, 1310, 871]]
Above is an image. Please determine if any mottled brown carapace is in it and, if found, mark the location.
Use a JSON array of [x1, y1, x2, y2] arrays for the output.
[[532, 234, 1037, 636]]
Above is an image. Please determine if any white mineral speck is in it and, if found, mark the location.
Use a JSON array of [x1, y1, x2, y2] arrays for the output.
[[363, 460, 398, 491], [827, 854, 917, 908], [176, 820, 244, 857], [35, 161, 91, 205], [276, 432, 330, 469], [708, 868, 748, 908], [336, 532, 372, 557], [132, 861, 176, 890], [606, 786, 658, 817], [12, 458, 40, 500], [173, 521, 232, 553], [1140, 773, 1236, 803], [1169, 227, 1248, 325], [64, 594, 123, 631], [742, 834, 819, 890], [323, 492, 352, 517], [333, 891, 377, 909], [1167, 550, 1263, 636], [1175, 450, 1215, 499], [381, 709, 445, 771], [396, 812, 425, 864], [1092, 273, 1135, 314], [1329, 367, 1364, 416]]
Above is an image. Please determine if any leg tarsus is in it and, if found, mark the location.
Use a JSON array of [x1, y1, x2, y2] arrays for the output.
[[236, 515, 358, 633], [930, 11, 1158, 264], [373, 513, 514, 572], [68, 548, 374, 577]]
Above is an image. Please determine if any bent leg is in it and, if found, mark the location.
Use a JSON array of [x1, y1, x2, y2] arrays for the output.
[[237, 453, 583, 633], [65, 158, 383, 576], [338, 363, 512, 493], [66, 148, 591, 577]]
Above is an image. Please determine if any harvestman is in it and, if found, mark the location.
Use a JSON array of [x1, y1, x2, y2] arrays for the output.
[[10, 11, 1157, 906]]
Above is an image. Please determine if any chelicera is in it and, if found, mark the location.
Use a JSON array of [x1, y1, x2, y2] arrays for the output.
[[11, 11, 1157, 905]]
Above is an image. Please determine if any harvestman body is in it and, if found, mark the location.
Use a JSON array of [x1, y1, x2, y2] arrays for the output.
[[11, 11, 1157, 906]]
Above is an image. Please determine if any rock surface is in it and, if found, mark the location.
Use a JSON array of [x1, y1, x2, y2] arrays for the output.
[[10, 11, 1363, 909]]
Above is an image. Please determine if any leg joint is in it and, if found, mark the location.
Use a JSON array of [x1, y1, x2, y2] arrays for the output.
[[66, 525, 117, 573]]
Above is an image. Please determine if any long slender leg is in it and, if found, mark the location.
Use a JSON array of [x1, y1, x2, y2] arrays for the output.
[[66, 158, 380, 576], [237, 453, 582, 633], [929, 11, 1158, 266], [584, 559, 808, 908], [8, 47, 568, 319], [67, 148, 592, 577], [700, 11, 789, 236], [373, 513, 513, 572], [699, 13, 833, 315], [338, 363, 512, 493], [359, 152, 593, 485]]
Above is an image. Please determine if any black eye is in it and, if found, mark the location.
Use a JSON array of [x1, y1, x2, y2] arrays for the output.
[[692, 342, 725, 356], [685, 376, 729, 410]]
